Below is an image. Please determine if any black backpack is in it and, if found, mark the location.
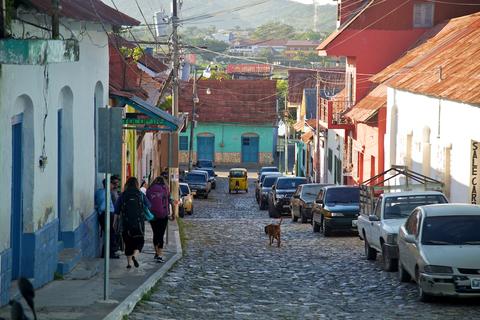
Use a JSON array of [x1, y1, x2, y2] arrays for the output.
[[120, 189, 145, 237]]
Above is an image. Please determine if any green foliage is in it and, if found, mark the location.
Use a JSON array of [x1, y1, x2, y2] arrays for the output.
[[277, 79, 288, 98], [293, 30, 326, 41], [119, 46, 144, 61], [185, 38, 229, 63], [158, 96, 172, 111], [54, 272, 64, 280], [207, 70, 231, 80], [251, 22, 295, 41]]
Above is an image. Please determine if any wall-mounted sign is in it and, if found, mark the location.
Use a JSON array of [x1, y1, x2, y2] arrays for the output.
[[469, 140, 480, 204]]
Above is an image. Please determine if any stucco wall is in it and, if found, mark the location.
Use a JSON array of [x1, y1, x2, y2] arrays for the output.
[[387, 88, 480, 203], [179, 122, 275, 162], [0, 21, 109, 251]]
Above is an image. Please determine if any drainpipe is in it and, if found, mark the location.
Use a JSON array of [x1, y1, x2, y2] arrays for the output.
[[52, 0, 60, 39]]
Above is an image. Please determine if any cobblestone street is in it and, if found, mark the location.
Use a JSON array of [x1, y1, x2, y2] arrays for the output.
[[130, 171, 480, 320]]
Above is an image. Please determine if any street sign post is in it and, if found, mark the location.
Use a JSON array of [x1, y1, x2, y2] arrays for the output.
[[97, 107, 122, 301]]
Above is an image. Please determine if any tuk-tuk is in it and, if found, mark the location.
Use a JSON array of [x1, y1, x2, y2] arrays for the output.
[[228, 168, 248, 194]]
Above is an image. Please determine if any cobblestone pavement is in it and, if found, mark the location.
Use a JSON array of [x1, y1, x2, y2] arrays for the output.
[[130, 170, 480, 320]]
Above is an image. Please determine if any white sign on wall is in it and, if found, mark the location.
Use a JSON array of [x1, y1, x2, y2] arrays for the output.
[[469, 140, 480, 204]]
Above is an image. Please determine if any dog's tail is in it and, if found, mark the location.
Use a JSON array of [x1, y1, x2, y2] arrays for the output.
[[278, 217, 283, 225]]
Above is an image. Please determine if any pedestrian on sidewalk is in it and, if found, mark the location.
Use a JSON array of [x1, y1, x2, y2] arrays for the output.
[[115, 177, 151, 269], [95, 178, 120, 259], [146, 176, 171, 262]]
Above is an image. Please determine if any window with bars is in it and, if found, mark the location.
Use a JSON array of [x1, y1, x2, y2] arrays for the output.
[[179, 136, 188, 150], [413, 2, 434, 28]]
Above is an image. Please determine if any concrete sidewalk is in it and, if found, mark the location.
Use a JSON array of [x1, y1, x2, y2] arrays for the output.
[[0, 220, 182, 320]]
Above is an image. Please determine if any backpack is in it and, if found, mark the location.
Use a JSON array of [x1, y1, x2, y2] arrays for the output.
[[147, 185, 170, 219], [120, 189, 145, 237]]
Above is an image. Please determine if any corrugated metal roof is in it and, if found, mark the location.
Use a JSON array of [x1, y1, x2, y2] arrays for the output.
[[373, 12, 480, 105], [28, 0, 139, 26], [344, 84, 386, 122], [301, 131, 314, 143]]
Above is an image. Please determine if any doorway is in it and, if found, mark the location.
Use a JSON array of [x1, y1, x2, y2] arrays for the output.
[[11, 114, 23, 280]]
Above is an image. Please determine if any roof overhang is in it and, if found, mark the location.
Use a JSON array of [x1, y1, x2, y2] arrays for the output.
[[111, 93, 182, 132]]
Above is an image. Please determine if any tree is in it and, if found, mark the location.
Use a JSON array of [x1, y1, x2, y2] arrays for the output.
[[251, 22, 295, 40]]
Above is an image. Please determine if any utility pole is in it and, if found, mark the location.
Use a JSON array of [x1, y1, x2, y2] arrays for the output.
[[284, 94, 288, 174], [169, 0, 180, 217], [188, 66, 198, 171]]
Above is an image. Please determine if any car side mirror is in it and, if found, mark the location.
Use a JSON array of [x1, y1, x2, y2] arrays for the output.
[[315, 199, 322, 204], [368, 215, 380, 222], [293, 194, 300, 199], [404, 234, 416, 244]]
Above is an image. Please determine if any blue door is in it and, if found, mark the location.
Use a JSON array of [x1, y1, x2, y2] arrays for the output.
[[57, 109, 63, 240], [241, 136, 259, 163], [197, 135, 215, 161], [11, 115, 23, 280]]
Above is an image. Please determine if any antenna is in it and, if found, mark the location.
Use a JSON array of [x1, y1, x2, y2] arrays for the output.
[[314, 0, 320, 32]]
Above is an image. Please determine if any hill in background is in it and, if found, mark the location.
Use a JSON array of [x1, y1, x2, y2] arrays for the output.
[[106, 0, 336, 32]]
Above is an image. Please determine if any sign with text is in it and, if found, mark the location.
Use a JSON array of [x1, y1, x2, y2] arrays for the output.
[[98, 108, 123, 174], [470, 140, 480, 204]]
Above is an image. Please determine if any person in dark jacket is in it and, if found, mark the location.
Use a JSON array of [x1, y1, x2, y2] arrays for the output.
[[115, 177, 151, 269], [146, 177, 171, 262]]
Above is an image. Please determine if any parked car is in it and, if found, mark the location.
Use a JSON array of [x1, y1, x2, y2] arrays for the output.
[[255, 171, 282, 203], [185, 170, 211, 199], [397, 204, 480, 301], [259, 174, 283, 210], [198, 167, 217, 189], [358, 191, 448, 271], [257, 166, 279, 178], [179, 182, 193, 215], [195, 159, 214, 168], [268, 176, 307, 218], [290, 183, 329, 223], [312, 185, 359, 236]]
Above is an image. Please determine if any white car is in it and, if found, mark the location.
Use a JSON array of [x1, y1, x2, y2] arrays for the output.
[[397, 204, 480, 301]]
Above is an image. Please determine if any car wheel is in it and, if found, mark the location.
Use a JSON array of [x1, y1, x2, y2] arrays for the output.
[[212, 183, 216, 190], [300, 208, 308, 224], [259, 199, 266, 210], [204, 193, 208, 199], [179, 206, 185, 218], [364, 237, 377, 260], [228, 189, 231, 194], [246, 188, 248, 193], [323, 219, 332, 237], [398, 261, 411, 283], [313, 220, 320, 232], [382, 243, 398, 272]]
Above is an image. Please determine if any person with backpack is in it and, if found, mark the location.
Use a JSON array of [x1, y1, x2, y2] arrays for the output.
[[146, 176, 171, 262], [115, 177, 151, 269]]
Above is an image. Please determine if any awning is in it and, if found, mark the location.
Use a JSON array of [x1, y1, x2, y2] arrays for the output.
[[301, 131, 314, 143], [344, 84, 386, 122], [112, 93, 182, 132]]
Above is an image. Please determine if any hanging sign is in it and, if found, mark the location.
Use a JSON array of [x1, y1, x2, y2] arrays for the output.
[[469, 140, 480, 204]]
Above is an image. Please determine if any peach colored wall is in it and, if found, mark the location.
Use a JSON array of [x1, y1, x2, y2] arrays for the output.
[[356, 123, 379, 181]]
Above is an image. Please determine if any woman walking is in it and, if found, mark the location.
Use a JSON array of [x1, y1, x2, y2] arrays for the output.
[[146, 177, 171, 262], [116, 177, 151, 269]]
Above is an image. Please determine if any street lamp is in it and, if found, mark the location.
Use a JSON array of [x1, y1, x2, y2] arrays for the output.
[[188, 66, 211, 171]]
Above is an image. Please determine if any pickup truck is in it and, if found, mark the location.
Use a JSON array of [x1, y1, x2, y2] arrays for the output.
[[357, 191, 448, 271], [356, 166, 447, 272]]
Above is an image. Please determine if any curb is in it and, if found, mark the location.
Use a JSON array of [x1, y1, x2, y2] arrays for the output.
[[103, 224, 183, 320]]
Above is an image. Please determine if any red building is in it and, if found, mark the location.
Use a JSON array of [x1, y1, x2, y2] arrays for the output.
[[316, 0, 480, 184]]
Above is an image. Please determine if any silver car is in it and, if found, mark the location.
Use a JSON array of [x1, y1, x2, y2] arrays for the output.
[[397, 204, 480, 301]]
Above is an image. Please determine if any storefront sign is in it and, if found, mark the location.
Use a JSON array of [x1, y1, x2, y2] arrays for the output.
[[470, 140, 480, 204]]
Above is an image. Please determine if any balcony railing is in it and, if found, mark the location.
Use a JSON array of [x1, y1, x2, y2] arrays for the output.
[[318, 97, 353, 130]]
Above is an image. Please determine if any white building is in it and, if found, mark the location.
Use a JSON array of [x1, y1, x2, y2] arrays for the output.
[[0, 0, 138, 305], [380, 13, 480, 203]]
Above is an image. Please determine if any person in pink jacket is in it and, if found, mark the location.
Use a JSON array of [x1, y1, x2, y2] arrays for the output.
[[146, 176, 171, 262]]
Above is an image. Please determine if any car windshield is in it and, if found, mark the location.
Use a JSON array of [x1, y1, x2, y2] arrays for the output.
[[261, 173, 280, 183], [230, 171, 245, 178], [180, 184, 190, 195], [198, 168, 214, 177], [422, 215, 480, 245], [325, 188, 359, 205], [186, 173, 206, 183], [197, 160, 213, 168], [384, 195, 447, 219], [301, 185, 322, 201], [263, 176, 279, 188], [276, 178, 307, 190]]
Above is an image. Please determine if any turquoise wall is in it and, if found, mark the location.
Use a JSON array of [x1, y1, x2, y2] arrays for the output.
[[179, 122, 275, 153]]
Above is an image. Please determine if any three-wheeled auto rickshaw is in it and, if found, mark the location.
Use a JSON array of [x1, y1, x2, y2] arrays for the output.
[[228, 168, 248, 194]]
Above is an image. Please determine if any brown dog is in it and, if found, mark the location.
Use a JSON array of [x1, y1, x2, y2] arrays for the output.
[[264, 218, 282, 247]]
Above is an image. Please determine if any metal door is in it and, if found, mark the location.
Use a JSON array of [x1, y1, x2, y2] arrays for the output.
[[241, 136, 259, 163], [197, 135, 215, 161], [11, 115, 23, 280]]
